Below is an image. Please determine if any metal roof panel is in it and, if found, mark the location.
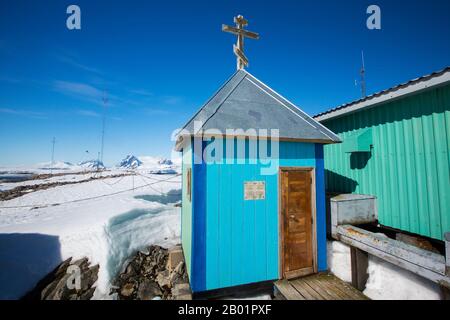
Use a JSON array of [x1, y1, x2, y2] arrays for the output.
[[314, 66, 450, 122], [179, 70, 341, 145]]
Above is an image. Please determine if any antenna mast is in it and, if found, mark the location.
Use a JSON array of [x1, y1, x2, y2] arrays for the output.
[[50, 137, 56, 175], [100, 91, 108, 166], [360, 51, 367, 98]]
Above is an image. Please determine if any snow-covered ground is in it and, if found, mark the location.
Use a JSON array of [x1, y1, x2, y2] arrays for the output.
[[0, 159, 182, 300], [3, 154, 442, 300], [327, 240, 442, 300], [327, 241, 352, 283]]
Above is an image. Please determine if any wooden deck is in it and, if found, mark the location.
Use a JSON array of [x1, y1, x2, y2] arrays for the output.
[[274, 273, 369, 300]]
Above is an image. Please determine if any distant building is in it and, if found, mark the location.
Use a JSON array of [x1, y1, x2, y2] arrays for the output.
[[175, 70, 340, 293]]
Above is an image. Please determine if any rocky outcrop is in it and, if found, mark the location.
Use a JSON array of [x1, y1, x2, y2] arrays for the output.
[[158, 159, 173, 166], [0, 173, 133, 201], [111, 245, 190, 300], [23, 257, 99, 300]]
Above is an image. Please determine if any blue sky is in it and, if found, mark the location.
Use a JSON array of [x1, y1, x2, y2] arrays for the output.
[[0, 0, 449, 166]]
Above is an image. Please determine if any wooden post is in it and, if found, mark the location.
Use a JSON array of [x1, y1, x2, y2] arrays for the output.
[[445, 232, 450, 276], [441, 286, 450, 300], [442, 232, 450, 299], [350, 247, 369, 291]]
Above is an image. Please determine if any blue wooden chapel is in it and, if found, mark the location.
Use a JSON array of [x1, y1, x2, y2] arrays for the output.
[[175, 69, 340, 293]]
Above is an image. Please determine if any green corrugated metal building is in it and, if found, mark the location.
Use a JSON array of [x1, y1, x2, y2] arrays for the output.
[[314, 67, 450, 241]]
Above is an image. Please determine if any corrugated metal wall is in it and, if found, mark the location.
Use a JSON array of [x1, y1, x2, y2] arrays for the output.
[[321, 84, 450, 241]]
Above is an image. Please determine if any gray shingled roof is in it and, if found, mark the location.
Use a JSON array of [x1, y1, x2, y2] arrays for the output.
[[176, 70, 341, 149]]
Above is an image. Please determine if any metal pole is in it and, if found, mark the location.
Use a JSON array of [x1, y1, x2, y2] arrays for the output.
[[51, 137, 56, 175], [100, 92, 108, 164], [360, 51, 367, 98]]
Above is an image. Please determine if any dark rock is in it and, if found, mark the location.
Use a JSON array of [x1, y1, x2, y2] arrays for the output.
[[125, 261, 138, 277], [173, 261, 184, 274], [72, 257, 89, 269], [44, 273, 72, 300], [54, 258, 73, 278], [79, 287, 97, 300], [120, 283, 135, 298], [112, 245, 190, 300], [172, 283, 192, 300], [81, 264, 99, 291], [22, 257, 99, 300], [137, 279, 162, 300], [156, 270, 171, 290]]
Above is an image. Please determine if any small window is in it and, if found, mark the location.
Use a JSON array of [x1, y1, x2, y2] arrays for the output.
[[187, 168, 192, 202]]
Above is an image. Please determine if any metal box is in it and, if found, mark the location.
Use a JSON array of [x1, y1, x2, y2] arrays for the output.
[[329, 194, 377, 239]]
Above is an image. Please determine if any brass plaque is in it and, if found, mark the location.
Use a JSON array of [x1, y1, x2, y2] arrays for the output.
[[244, 181, 265, 200]]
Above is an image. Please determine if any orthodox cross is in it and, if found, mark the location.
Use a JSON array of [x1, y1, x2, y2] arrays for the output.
[[222, 15, 260, 70]]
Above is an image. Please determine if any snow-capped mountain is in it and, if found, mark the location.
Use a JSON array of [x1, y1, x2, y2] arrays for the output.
[[119, 156, 177, 169], [116, 155, 180, 174], [118, 155, 142, 169], [78, 160, 105, 169], [37, 161, 75, 170]]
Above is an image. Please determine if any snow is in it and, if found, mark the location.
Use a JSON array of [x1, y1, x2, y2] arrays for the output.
[[137, 156, 167, 168], [363, 256, 441, 300], [36, 161, 75, 170], [138, 156, 180, 171], [327, 240, 442, 300], [0, 154, 182, 175], [0, 161, 80, 175], [78, 159, 105, 169], [0, 155, 181, 192], [118, 155, 142, 169], [2, 154, 443, 300], [0, 160, 102, 177], [0, 166, 182, 300], [327, 240, 352, 283], [116, 155, 180, 173]]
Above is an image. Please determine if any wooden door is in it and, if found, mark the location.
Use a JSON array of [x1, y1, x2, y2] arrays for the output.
[[281, 169, 315, 279]]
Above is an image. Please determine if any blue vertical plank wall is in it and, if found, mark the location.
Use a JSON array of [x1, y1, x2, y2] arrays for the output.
[[187, 138, 327, 292], [314, 144, 327, 272], [191, 139, 207, 292]]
